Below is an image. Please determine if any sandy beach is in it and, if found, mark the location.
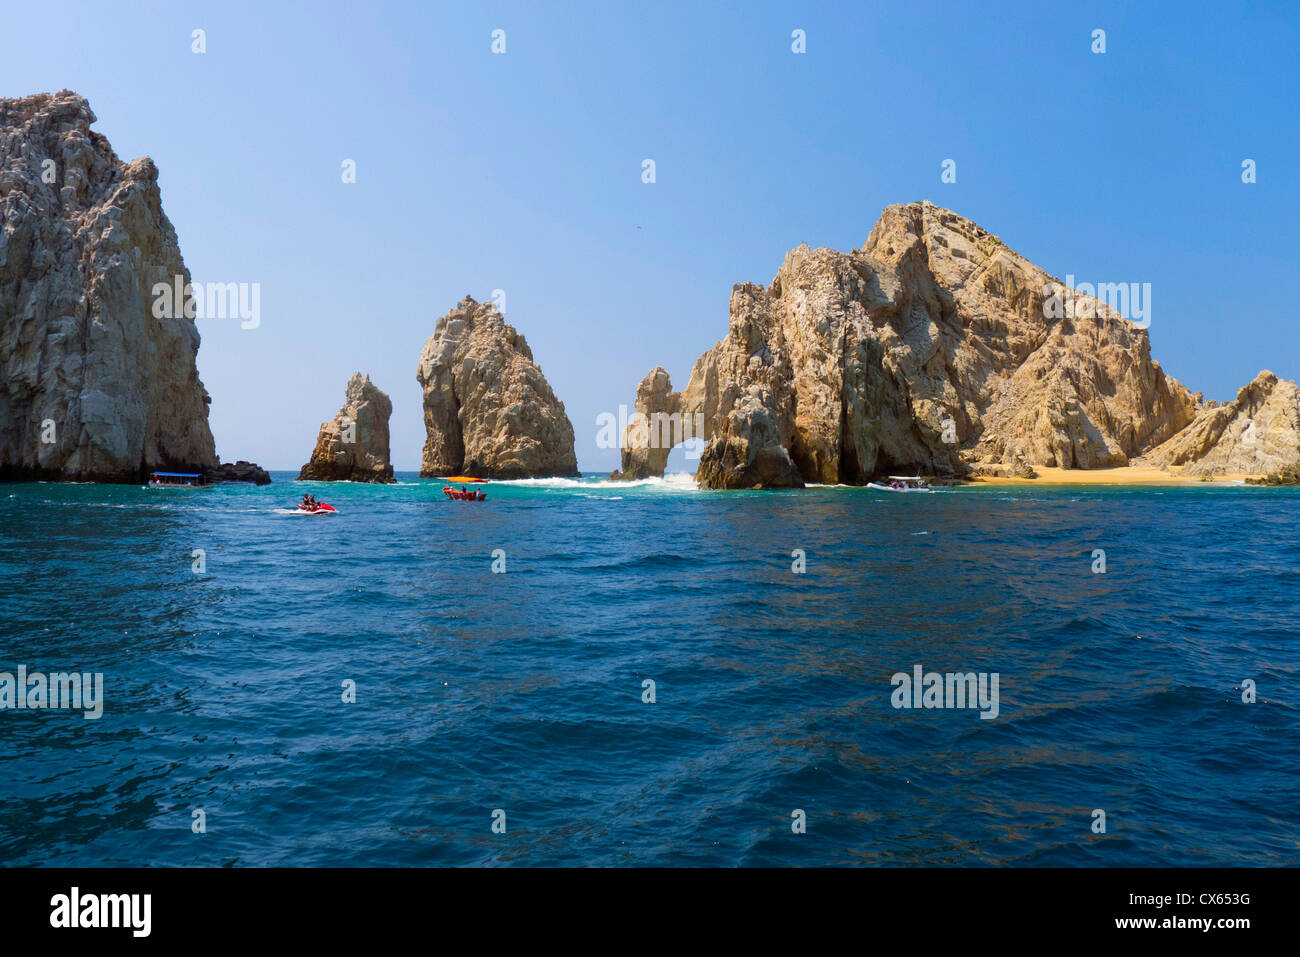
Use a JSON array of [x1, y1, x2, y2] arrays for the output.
[[964, 466, 1250, 487]]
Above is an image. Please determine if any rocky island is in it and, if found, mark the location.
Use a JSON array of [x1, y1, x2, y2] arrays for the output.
[[615, 201, 1300, 488], [417, 296, 579, 480], [298, 373, 395, 483]]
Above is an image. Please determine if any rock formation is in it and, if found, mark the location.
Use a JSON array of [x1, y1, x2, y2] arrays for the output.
[[609, 366, 685, 480], [974, 452, 1039, 480], [694, 384, 805, 488], [1246, 465, 1300, 486], [417, 296, 579, 479], [205, 460, 271, 485], [0, 91, 217, 481], [298, 373, 394, 483], [624, 201, 1212, 488], [1141, 371, 1300, 477]]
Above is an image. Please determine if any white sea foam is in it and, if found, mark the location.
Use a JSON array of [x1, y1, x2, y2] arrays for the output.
[[491, 472, 700, 492]]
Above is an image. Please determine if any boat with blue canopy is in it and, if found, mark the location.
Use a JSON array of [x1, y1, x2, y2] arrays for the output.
[[147, 472, 205, 487]]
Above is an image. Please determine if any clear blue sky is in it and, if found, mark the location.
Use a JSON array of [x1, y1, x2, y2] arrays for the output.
[[4, 0, 1297, 470]]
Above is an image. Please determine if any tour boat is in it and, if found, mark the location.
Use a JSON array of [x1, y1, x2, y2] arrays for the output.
[[866, 475, 933, 493], [443, 486, 487, 501], [147, 471, 205, 488]]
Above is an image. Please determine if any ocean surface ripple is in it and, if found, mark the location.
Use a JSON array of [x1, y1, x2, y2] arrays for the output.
[[1, 474, 1297, 866]]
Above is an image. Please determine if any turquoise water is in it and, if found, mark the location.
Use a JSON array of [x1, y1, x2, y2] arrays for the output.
[[1, 473, 1297, 866]]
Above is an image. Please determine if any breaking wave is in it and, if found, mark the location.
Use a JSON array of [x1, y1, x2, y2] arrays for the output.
[[491, 472, 700, 492]]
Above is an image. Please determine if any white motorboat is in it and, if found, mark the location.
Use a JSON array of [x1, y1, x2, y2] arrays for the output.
[[866, 475, 933, 493]]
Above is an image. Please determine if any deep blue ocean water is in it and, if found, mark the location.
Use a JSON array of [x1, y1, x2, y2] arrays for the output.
[[1, 472, 1297, 866]]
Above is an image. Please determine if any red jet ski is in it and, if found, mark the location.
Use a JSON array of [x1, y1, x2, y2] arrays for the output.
[[296, 501, 337, 513]]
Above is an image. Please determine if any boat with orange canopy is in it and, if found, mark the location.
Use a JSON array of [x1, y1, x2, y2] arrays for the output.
[[441, 477, 488, 501]]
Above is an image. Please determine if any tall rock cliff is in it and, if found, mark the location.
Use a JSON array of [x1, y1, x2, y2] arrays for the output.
[[416, 296, 579, 479], [298, 373, 395, 483], [626, 201, 1201, 488], [0, 91, 216, 481]]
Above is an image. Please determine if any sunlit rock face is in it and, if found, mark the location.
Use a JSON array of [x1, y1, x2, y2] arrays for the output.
[[0, 91, 217, 481], [1142, 371, 1300, 477], [417, 296, 578, 479], [609, 366, 686, 481], [630, 201, 1203, 488], [298, 373, 394, 483]]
